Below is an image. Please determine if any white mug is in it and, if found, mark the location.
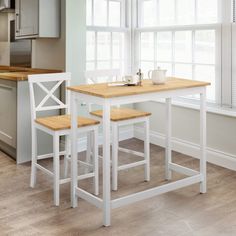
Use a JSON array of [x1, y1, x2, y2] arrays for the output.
[[123, 75, 137, 84], [148, 67, 167, 84]]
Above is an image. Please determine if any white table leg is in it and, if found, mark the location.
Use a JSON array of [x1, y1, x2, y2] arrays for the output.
[[200, 89, 207, 193], [144, 118, 150, 181], [71, 92, 78, 208], [103, 101, 111, 226], [165, 98, 172, 180], [112, 123, 118, 191]]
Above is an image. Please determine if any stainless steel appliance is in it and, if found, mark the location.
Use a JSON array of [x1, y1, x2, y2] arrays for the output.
[[10, 20, 31, 67], [0, 0, 14, 11]]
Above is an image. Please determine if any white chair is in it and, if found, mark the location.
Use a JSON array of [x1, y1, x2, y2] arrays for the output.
[[28, 72, 100, 206], [85, 69, 151, 191]]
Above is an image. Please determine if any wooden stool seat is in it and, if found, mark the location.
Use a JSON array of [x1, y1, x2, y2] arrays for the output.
[[35, 115, 100, 131], [90, 108, 151, 122]]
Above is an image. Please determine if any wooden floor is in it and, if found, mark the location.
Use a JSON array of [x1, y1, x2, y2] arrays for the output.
[[1, 138, 236, 236]]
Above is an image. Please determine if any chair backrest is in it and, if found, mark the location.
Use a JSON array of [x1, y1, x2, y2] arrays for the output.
[[85, 69, 121, 84], [84, 69, 122, 111], [28, 72, 71, 120]]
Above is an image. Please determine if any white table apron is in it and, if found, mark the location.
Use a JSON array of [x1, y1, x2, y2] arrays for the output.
[[70, 86, 207, 227]]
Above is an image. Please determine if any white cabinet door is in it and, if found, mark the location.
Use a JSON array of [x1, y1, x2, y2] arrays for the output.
[[0, 80, 17, 148], [15, 0, 39, 38]]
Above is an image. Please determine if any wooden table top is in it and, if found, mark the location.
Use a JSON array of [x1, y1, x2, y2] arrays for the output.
[[67, 78, 210, 98], [0, 66, 62, 81]]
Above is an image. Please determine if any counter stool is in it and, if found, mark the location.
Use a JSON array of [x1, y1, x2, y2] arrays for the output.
[[28, 72, 100, 206], [85, 69, 151, 191]]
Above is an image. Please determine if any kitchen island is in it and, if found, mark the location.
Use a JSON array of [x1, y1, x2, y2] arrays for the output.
[[0, 66, 61, 164]]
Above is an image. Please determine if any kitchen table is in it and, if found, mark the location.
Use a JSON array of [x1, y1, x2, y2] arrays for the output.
[[67, 78, 210, 227]]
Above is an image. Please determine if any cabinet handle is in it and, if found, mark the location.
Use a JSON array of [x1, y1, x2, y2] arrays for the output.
[[0, 84, 14, 90], [15, 13, 20, 34]]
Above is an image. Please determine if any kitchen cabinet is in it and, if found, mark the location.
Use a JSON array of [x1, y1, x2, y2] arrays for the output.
[[0, 80, 17, 148], [0, 66, 62, 163], [15, 0, 60, 39]]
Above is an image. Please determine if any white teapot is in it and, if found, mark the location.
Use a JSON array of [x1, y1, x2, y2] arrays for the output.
[[148, 67, 167, 85]]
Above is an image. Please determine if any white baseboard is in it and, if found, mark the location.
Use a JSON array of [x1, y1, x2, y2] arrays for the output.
[[134, 127, 236, 171]]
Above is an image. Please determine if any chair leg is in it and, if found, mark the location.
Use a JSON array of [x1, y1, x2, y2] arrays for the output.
[[93, 128, 99, 195], [53, 133, 60, 206], [112, 123, 119, 191], [30, 127, 37, 188], [86, 132, 92, 173], [144, 119, 150, 182], [64, 135, 70, 178]]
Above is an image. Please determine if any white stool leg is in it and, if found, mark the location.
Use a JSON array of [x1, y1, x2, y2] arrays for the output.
[[53, 133, 60, 206], [64, 135, 70, 178], [86, 132, 92, 173], [112, 123, 118, 191], [93, 128, 99, 195], [165, 98, 172, 180], [144, 118, 150, 181], [30, 126, 37, 188]]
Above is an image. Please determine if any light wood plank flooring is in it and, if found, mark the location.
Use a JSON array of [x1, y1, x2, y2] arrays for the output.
[[0, 138, 236, 236]]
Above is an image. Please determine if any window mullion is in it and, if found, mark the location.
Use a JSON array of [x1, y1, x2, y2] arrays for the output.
[[92, 0, 94, 25], [95, 32, 98, 69], [192, 30, 195, 81], [174, 0, 178, 23], [107, 0, 109, 26], [194, 0, 197, 24], [172, 31, 175, 76], [154, 32, 157, 69], [110, 32, 113, 69]]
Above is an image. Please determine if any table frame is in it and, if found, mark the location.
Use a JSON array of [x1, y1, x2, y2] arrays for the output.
[[70, 85, 207, 227]]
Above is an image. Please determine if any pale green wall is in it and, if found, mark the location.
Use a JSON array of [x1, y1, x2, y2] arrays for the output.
[[65, 0, 86, 86], [135, 102, 236, 155]]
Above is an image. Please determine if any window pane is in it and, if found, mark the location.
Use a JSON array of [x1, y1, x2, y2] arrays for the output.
[[86, 62, 95, 70], [94, 0, 107, 26], [141, 32, 154, 61], [157, 32, 172, 61], [97, 61, 110, 69], [159, 0, 175, 26], [141, 61, 154, 78], [97, 32, 111, 61], [197, 0, 218, 24], [141, 0, 156, 27], [195, 65, 215, 101], [175, 31, 192, 63], [156, 63, 172, 76], [112, 33, 123, 60], [86, 0, 92, 25], [195, 30, 215, 64], [112, 60, 121, 69], [109, 1, 121, 27], [175, 64, 192, 79], [86, 32, 95, 61], [177, 0, 194, 25]]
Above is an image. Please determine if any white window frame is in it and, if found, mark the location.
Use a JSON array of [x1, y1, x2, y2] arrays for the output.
[[86, 0, 132, 74], [133, 0, 236, 108]]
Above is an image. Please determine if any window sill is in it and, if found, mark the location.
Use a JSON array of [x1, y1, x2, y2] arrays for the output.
[[154, 98, 236, 118]]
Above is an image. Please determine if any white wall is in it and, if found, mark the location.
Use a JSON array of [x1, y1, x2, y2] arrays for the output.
[[65, 0, 86, 86], [135, 102, 236, 155]]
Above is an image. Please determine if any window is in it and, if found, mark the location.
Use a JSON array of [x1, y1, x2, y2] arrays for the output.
[[86, 0, 128, 79], [86, 0, 236, 109], [137, 0, 220, 103]]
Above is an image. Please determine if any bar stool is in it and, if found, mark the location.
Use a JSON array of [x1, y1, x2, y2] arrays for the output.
[[28, 72, 100, 206], [85, 69, 151, 191]]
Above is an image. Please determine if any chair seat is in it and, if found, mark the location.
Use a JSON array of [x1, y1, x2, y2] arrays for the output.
[[35, 115, 100, 131], [90, 108, 151, 122]]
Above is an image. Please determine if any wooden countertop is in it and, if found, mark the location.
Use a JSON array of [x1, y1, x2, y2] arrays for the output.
[[0, 66, 62, 81], [67, 78, 210, 98]]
